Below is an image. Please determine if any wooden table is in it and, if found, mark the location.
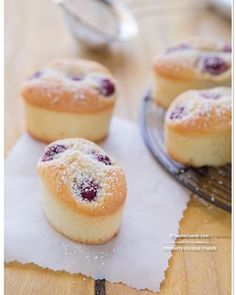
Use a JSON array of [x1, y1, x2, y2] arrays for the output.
[[5, 0, 231, 294]]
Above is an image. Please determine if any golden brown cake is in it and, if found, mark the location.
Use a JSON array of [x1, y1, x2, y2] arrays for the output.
[[153, 37, 231, 109], [38, 138, 127, 244], [165, 87, 231, 167], [21, 59, 117, 142]]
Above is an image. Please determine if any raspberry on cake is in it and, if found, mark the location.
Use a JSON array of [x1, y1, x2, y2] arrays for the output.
[[21, 59, 117, 143], [153, 37, 231, 109], [165, 87, 231, 167], [38, 138, 127, 244]]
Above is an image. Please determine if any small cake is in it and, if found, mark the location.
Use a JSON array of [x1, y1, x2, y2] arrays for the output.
[[153, 37, 231, 108], [165, 87, 231, 167], [21, 59, 117, 142], [38, 138, 127, 244]]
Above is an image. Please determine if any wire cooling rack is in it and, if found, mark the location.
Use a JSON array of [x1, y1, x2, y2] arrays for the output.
[[140, 91, 231, 212]]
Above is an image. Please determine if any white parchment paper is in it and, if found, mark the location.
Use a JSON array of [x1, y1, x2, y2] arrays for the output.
[[5, 118, 189, 292]]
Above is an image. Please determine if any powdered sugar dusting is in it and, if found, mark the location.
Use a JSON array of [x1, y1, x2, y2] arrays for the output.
[[39, 139, 120, 205], [168, 87, 231, 130], [26, 66, 116, 102], [161, 39, 231, 78]]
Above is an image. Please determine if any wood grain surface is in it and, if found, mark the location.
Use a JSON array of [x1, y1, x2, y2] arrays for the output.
[[5, 0, 231, 294]]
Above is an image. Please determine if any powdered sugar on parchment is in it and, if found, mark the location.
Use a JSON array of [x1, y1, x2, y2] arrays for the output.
[[5, 118, 189, 292]]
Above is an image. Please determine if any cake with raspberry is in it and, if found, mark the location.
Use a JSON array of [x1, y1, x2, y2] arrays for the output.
[[21, 59, 117, 142], [38, 138, 127, 244], [153, 37, 231, 108], [165, 87, 231, 167]]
